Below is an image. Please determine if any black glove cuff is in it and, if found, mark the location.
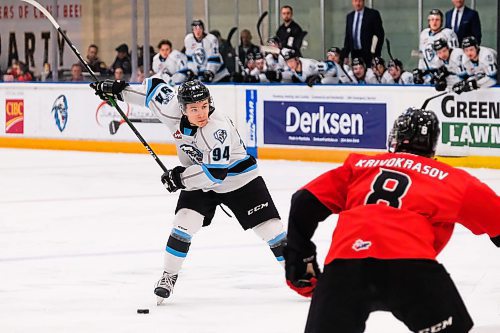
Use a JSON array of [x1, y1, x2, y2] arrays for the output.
[[171, 166, 186, 189]]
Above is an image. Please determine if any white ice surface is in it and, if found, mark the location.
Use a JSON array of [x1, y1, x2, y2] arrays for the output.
[[0, 148, 499, 333]]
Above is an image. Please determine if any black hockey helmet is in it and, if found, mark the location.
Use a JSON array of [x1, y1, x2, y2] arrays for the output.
[[254, 52, 264, 60], [281, 48, 298, 61], [191, 19, 205, 30], [371, 56, 385, 67], [428, 8, 443, 20], [433, 38, 448, 51], [462, 36, 479, 49], [177, 80, 214, 114], [267, 36, 281, 48], [388, 58, 403, 70], [352, 57, 366, 68], [388, 108, 440, 158], [327, 47, 342, 55]]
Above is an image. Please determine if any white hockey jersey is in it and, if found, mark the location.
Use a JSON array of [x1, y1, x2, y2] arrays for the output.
[[184, 33, 230, 83], [121, 78, 258, 193], [351, 68, 378, 84], [392, 71, 414, 85], [285, 57, 326, 83], [152, 50, 189, 85], [419, 28, 459, 70], [464, 46, 498, 88], [437, 48, 468, 87], [374, 70, 393, 84]]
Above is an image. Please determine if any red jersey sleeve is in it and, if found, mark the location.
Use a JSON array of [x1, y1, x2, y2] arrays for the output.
[[302, 157, 353, 214], [458, 177, 500, 238]]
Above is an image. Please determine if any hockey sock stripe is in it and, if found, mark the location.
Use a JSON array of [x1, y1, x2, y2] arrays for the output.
[[172, 228, 192, 242], [166, 234, 191, 258], [268, 232, 287, 247]]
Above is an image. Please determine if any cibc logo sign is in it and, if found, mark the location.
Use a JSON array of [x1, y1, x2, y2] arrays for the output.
[[5, 99, 24, 134]]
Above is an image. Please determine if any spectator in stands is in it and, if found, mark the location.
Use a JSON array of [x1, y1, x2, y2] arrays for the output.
[[238, 29, 260, 65], [40, 62, 53, 82], [276, 5, 306, 56], [110, 43, 132, 75], [134, 65, 145, 83], [445, 0, 481, 45], [85, 44, 107, 75], [344, 0, 385, 64], [114, 67, 125, 81], [7, 61, 33, 82], [69, 63, 84, 82]]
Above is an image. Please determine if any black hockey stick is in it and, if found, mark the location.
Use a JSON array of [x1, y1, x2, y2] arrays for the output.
[[109, 118, 162, 135], [21, 0, 169, 173], [339, 48, 354, 82], [386, 38, 395, 62], [420, 90, 449, 109], [256, 11, 268, 45], [226, 27, 238, 49]]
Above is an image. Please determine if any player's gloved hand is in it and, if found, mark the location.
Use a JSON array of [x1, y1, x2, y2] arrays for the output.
[[243, 74, 259, 83], [90, 80, 128, 101], [434, 79, 447, 91], [284, 247, 321, 297], [202, 70, 215, 83], [291, 75, 302, 83], [264, 70, 282, 82], [185, 69, 197, 81], [306, 74, 322, 87], [231, 72, 244, 83], [161, 166, 186, 193], [412, 68, 424, 85], [452, 78, 478, 95]]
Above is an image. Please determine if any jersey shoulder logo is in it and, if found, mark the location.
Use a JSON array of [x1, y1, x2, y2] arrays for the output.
[[154, 86, 174, 105], [213, 129, 227, 144], [173, 130, 182, 139], [180, 144, 203, 164], [352, 239, 372, 252]]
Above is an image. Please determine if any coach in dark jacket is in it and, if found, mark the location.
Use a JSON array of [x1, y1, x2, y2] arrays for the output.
[[445, 0, 481, 45], [344, 0, 384, 64]]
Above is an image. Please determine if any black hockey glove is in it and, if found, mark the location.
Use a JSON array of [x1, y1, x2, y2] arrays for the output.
[[412, 68, 424, 85], [452, 78, 478, 95], [284, 246, 321, 297], [202, 70, 215, 83], [185, 69, 197, 82], [291, 75, 302, 83], [230, 72, 244, 83], [243, 74, 260, 83], [161, 166, 186, 193], [90, 79, 128, 101], [306, 74, 322, 87], [264, 70, 282, 82]]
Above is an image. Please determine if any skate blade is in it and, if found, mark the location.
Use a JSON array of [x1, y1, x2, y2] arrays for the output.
[[156, 296, 165, 306]]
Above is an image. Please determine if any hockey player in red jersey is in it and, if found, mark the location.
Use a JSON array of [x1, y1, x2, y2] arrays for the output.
[[284, 108, 500, 333]]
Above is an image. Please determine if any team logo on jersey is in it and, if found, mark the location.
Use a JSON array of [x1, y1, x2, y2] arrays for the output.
[[214, 129, 227, 144], [173, 130, 182, 139], [193, 48, 207, 65], [51, 95, 68, 132], [180, 144, 203, 164], [352, 239, 372, 251], [154, 86, 174, 105]]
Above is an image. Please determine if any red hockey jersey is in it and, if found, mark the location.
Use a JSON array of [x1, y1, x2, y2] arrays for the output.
[[303, 152, 500, 264]]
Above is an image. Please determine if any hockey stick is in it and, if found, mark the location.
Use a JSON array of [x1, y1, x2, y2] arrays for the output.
[[256, 11, 268, 45], [109, 118, 162, 135], [20, 0, 169, 173], [386, 38, 395, 62], [226, 27, 238, 49], [339, 48, 354, 82], [420, 90, 449, 109]]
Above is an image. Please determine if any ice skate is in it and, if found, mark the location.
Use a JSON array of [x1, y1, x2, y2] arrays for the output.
[[154, 271, 178, 305]]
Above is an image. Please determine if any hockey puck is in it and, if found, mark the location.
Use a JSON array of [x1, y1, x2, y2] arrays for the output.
[[137, 309, 149, 314]]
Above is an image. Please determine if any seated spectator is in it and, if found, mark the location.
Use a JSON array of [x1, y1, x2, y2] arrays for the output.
[[110, 43, 132, 75], [388, 59, 413, 84], [7, 61, 33, 81], [40, 62, 53, 81], [85, 44, 107, 75], [68, 63, 84, 82], [371, 56, 393, 83], [238, 29, 260, 65], [114, 67, 125, 81], [351, 57, 377, 84], [134, 65, 145, 83]]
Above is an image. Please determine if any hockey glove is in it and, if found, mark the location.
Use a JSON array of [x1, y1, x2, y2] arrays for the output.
[[90, 80, 128, 101], [412, 68, 424, 85], [161, 166, 186, 193], [185, 69, 197, 82], [264, 70, 282, 82], [284, 247, 321, 297], [231, 72, 244, 83], [452, 78, 478, 95], [306, 74, 322, 87], [202, 70, 215, 83], [491, 235, 500, 247]]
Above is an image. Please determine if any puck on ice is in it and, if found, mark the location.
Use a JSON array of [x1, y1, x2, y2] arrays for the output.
[[137, 309, 149, 314]]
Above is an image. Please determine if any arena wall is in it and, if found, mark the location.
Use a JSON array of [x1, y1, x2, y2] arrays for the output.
[[0, 82, 499, 168]]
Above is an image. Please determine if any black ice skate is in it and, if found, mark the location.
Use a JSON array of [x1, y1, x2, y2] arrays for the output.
[[154, 271, 178, 305]]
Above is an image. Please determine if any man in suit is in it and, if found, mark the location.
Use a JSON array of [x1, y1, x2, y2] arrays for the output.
[[344, 0, 385, 64], [445, 0, 482, 45]]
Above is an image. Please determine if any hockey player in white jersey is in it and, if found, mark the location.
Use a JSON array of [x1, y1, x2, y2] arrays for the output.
[[418, 9, 459, 77], [350, 57, 378, 84], [184, 20, 230, 83], [453, 36, 498, 94], [263, 36, 290, 82], [320, 47, 352, 84], [281, 48, 338, 86], [387, 59, 413, 85], [432, 38, 468, 89], [371, 56, 393, 84], [90, 78, 286, 304], [152, 39, 190, 85]]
